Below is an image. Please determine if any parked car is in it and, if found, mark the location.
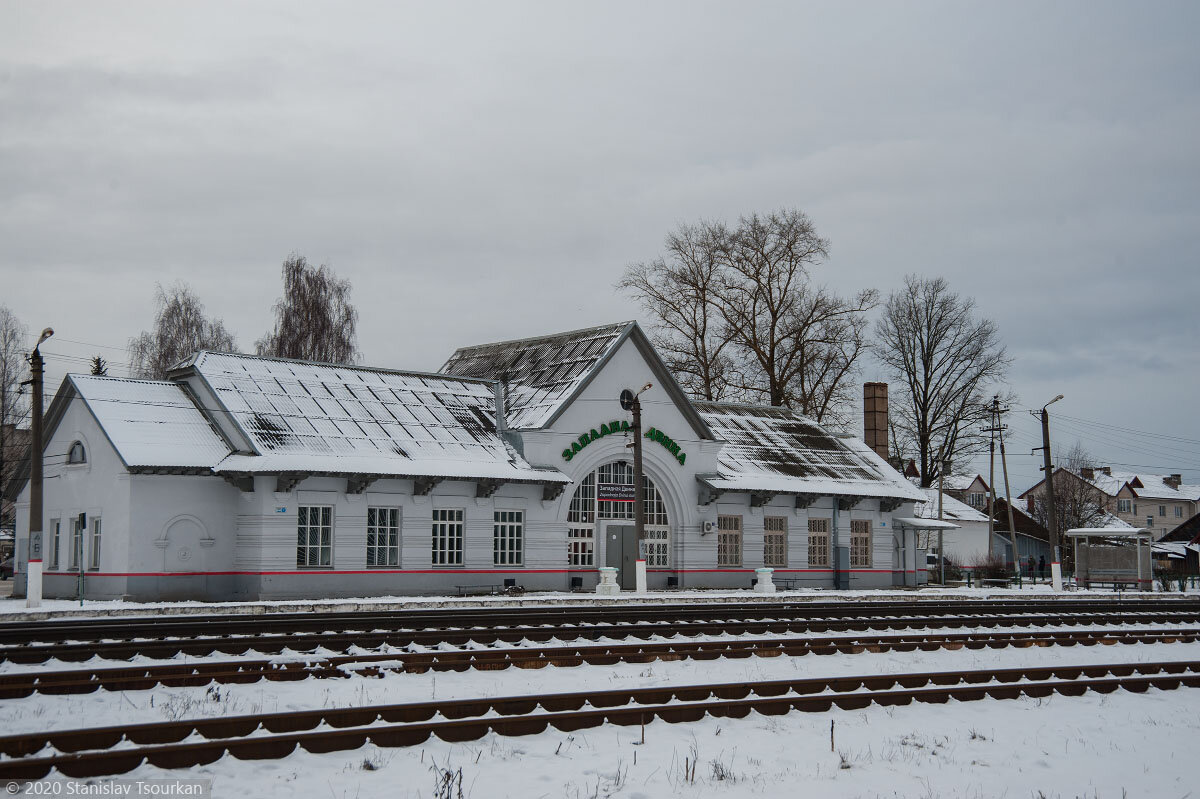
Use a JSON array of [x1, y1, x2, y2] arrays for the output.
[[0, 558, 13, 580]]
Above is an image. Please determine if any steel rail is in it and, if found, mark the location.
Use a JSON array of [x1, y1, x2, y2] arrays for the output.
[[4, 609, 1199, 665], [0, 628, 1195, 700], [2, 598, 1196, 645], [1, 660, 1197, 779]]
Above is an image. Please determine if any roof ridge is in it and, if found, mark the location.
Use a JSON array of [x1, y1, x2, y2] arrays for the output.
[[186, 351, 497, 386], [446, 320, 636, 354]]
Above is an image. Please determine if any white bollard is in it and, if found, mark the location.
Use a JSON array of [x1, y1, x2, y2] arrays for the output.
[[596, 566, 620, 595], [1051, 562, 1063, 592], [754, 568, 776, 593], [26, 559, 42, 608], [635, 559, 647, 593]]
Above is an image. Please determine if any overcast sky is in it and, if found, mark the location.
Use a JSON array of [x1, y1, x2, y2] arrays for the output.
[[3, 1, 1198, 491]]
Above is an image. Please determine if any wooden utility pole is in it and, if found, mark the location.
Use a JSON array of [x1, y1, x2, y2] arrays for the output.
[[1032, 395, 1065, 590], [995, 402, 1020, 581]]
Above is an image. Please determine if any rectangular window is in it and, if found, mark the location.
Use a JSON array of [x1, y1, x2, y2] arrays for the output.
[[644, 529, 670, 567], [1159, 505, 1167, 517], [1147, 516, 1155, 529], [967, 493, 984, 509], [296, 506, 333, 568], [366, 507, 400, 567], [49, 519, 60, 569], [69, 517, 83, 570], [88, 518, 102, 571], [1176, 506, 1184, 518], [432, 508, 464, 567], [808, 518, 831, 568], [1117, 499, 1131, 513], [850, 519, 871, 568], [763, 516, 787, 567], [717, 515, 742, 567], [494, 510, 524, 567], [1133, 503, 1138, 516], [568, 527, 594, 566]]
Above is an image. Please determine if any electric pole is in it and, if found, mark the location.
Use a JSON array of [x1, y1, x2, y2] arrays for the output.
[[1032, 395, 1065, 590], [26, 327, 53, 608], [985, 401, 997, 557], [621, 383, 653, 593], [988, 397, 1021, 582]]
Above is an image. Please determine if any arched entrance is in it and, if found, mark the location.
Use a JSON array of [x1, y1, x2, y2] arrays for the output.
[[566, 460, 670, 587]]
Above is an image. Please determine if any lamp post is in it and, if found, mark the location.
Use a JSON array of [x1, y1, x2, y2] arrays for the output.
[[621, 383, 653, 593], [26, 327, 53, 608], [1038, 394, 1064, 591]]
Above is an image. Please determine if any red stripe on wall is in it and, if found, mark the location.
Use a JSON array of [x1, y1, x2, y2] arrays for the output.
[[44, 568, 919, 578]]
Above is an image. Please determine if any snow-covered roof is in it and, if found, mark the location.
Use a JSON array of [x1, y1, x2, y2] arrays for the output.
[[1034, 468, 1200, 502], [185, 352, 565, 483], [894, 517, 958, 530], [915, 488, 990, 523], [70, 375, 231, 468], [695, 402, 925, 501], [942, 474, 988, 492], [440, 322, 631, 429]]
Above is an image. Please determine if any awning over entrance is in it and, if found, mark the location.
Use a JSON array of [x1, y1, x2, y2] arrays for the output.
[[893, 517, 960, 530]]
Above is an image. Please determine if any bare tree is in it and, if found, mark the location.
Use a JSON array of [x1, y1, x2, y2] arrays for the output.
[[256, 254, 359, 364], [0, 306, 30, 530], [875, 275, 1011, 488], [129, 283, 238, 379], [1030, 442, 1112, 537], [620, 209, 876, 424], [618, 221, 735, 400]]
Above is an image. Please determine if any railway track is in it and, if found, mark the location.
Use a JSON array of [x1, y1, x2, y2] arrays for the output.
[[4, 605, 1199, 664], [1, 627, 1196, 699], [2, 659, 1196, 780]]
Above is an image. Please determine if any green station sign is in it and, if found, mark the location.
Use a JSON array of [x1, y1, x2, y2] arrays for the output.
[[561, 421, 686, 466]]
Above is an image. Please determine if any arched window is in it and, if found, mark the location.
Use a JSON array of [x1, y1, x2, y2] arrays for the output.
[[67, 441, 87, 465], [567, 460, 670, 567]]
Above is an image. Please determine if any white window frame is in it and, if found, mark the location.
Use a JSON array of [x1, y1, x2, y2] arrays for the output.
[[69, 516, 83, 570], [808, 518, 831, 568], [1159, 505, 1167, 517], [850, 519, 871, 568], [88, 517, 102, 571], [1176, 506, 1184, 518], [432, 508, 464, 567], [1117, 499, 1131, 513], [717, 515, 742, 567], [493, 510, 524, 567], [66, 441, 87, 465], [565, 462, 670, 568], [763, 516, 787, 568], [49, 519, 60, 570], [297, 505, 333, 568], [366, 507, 400, 567], [643, 528, 670, 568], [568, 526, 594, 567]]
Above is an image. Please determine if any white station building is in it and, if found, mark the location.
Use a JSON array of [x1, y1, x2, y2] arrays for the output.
[[9, 321, 930, 601]]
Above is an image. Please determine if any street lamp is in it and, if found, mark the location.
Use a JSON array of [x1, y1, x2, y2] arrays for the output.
[[1038, 394, 1064, 591], [621, 383, 653, 592], [26, 327, 53, 608]]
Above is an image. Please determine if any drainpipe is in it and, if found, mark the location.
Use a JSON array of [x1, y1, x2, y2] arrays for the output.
[[831, 496, 840, 589]]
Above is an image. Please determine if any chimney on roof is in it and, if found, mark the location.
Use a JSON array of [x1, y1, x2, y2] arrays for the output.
[[1080, 467, 1094, 481], [1166, 474, 1182, 490], [863, 382, 889, 461], [1101, 466, 1111, 476], [493, 382, 507, 434]]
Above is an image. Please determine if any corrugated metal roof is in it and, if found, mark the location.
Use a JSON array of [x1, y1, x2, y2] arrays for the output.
[[696, 402, 925, 501], [189, 352, 563, 482], [440, 322, 632, 429], [71, 375, 231, 468]]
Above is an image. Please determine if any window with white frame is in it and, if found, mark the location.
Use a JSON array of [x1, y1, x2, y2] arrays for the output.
[[850, 519, 871, 568], [1159, 505, 1167, 517], [1176, 506, 1184, 518], [1133, 503, 1138, 516], [88, 518, 102, 571], [1117, 499, 1131, 513], [69, 517, 83, 570], [967, 492, 985, 509], [764, 516, 787, 567], [808, 518, 831, 568], [297, 506, 333, 568], [565, 462, 671, 567], [49, 519, 60, 569], [432, 508, 464, 567], [1146, 516, 1155, 529], [494, 510, 524, 566], [366, 507, 400, 567], [67, 441, 86, 465], [717, 515, 742, 567]]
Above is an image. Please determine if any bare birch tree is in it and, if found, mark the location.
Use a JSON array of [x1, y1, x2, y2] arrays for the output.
[[1030, 442, 1112, 536], [0, 305, 29, 529], [874, 275, 1011, 487], [618, 221, 735, 401], [129, 284, 238, 379], [619, 209, 876, 424], [256, 254, 359, 364]]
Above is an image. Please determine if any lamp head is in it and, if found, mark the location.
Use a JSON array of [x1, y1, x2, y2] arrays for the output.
[[36, 328, 54, 347], [1045, 394, 1064, 409], [638, 382, 653, 395]]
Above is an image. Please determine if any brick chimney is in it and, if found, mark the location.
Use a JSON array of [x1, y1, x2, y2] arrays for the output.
[[863, 382, 889, 461], [1101, 466, 1111, 476], [1080, 467, 1094, 481], [1166, 474, 1182, 490]]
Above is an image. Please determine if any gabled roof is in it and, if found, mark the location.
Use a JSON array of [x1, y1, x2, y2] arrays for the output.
[[943, 473, 988, 493], [180, 352, 566, 483], [69, 375, 232, 468], [1021, 467, 1200, 503], [695, 402, 924, 501], [915, 488, 989, 523], [440, 321, 714, 439], [1160, 512, 1200, 544]]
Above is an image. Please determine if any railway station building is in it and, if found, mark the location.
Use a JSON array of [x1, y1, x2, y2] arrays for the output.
[[8, 321, 929, 601]]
